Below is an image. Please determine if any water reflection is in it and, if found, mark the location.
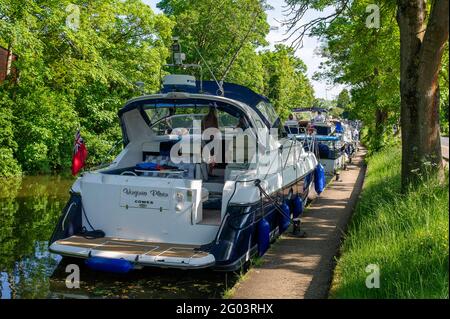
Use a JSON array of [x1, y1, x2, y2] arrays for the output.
[[0, 176, 235, 299]]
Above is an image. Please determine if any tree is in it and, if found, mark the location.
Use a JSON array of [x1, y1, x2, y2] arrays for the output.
[[396, 0, 448, 187], [312, 1, 401, 151], [314, 98, 333, 109], [260, 44, 315, 118], [284, 0, 448, 188], [157, 0, 315, 119], [157, 0, 270, 91], [0, 0, 173, 175], [336, 89, 350, 109]]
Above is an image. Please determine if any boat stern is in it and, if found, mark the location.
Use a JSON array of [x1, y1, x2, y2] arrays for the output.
[[49, 236, 215, 270]]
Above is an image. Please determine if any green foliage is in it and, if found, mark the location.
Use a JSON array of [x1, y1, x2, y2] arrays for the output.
[[0, 0, 174, 176], [158, 0, 269, 88], [12, 88, 78, 173], [329, 106, 343, 119], [0, 0, 315, 176], [158, 0, 314, 120], [0, 147, 21, 177], [312, 1, 401, 151], [307, 0, 449, 148], [330, 146, 449, 298], [0, 93, 21, 176], [260, 44, 315, 119], [336, 89, 350, 109]]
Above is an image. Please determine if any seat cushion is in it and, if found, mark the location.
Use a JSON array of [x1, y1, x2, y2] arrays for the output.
[[201, 188, 209, 203]]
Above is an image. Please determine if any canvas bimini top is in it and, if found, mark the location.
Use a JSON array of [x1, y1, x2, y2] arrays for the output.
[[291, 107, 329, 113], [294, 133, 340, 141], [118, 79, 280, 129]]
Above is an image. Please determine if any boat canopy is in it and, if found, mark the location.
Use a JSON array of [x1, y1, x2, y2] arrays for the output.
[[294, 134, 340, 141], [291, 107, 329, 113], [118, 80, 279, 129]]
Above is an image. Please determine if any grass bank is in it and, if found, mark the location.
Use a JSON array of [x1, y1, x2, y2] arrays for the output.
[[330, 146, 449, 298]]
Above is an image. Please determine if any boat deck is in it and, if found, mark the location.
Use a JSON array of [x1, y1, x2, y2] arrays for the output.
[[52, 235, 209, 259]]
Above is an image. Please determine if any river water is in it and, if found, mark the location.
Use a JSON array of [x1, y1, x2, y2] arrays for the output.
[[0, 176, 236, 299]]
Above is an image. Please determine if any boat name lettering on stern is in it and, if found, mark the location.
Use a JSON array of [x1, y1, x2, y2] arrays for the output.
[[123, 187, 147, 197], [149, 190, 169, 198], [122, 188, 169, 198], [120, 187, 171, 210]]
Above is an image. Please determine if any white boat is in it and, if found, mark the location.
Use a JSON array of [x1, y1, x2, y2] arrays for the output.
[[287, 107, 357, 175], [49, 74, 320, 272]]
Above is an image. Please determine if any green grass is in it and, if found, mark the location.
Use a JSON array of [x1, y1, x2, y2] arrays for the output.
[[221, 256, 266, 299], [330, 146, 449, 298], [221, 267, 250, 299]]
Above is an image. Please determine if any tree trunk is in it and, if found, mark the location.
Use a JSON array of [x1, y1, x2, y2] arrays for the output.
[[397, 0, 448, 190], [374, 108, 387, 151]]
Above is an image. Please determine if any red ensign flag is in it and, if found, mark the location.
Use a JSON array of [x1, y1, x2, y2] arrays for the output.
[[71, 130, 88, 176]]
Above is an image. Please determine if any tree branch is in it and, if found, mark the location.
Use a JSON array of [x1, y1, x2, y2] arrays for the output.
[[418, 0, 449, 69], [280, 0, 350, 50]]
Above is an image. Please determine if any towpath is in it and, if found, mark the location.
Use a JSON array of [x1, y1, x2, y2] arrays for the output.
[[231, 148, 367, 299], [442, 137, 449, 161]]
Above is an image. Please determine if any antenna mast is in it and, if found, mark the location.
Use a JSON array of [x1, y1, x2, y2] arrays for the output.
[[164, 37, 203, 92]]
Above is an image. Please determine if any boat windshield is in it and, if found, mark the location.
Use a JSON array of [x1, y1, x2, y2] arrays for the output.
[[293, 112, 313, 121], [256, 101, 278, 125], [143, 103, 248, 136]]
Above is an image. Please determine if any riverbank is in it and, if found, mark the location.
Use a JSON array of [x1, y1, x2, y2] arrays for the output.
[[230, 148, 367, 299], [330, 146, 449, 298]]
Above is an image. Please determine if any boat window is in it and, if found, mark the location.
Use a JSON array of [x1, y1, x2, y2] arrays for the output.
[[151, 114, 206, 135], [265, 103, 279, 124], [278, 124, 288, 139], [254, 119, 265, 130], [256, 102, 278, 125], [295, 112, 312, 121], [142, 103, 247, 136], [218, 111, 240, 128], [144, 105, 172, 125]]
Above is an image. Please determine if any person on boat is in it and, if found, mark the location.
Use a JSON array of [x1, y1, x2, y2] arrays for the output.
[[284, 113, 299, 134], [352, 127, 359, 141], [284, 113, 298, 127], [201, 106, 219, 131], [236, 114, 249, 130], [201, 105, 219, 175], [163, 107, 176, 134], [312, 111, 325, 123]]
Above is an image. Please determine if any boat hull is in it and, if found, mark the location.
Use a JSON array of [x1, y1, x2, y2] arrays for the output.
[[49, 171, 314, 272]]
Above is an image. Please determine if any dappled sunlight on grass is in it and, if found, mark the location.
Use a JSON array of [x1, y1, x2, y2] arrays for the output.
[[330, 146, 449, 298]]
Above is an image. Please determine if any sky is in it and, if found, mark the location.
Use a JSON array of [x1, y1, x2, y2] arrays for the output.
[[142, 0, 344, 100]]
